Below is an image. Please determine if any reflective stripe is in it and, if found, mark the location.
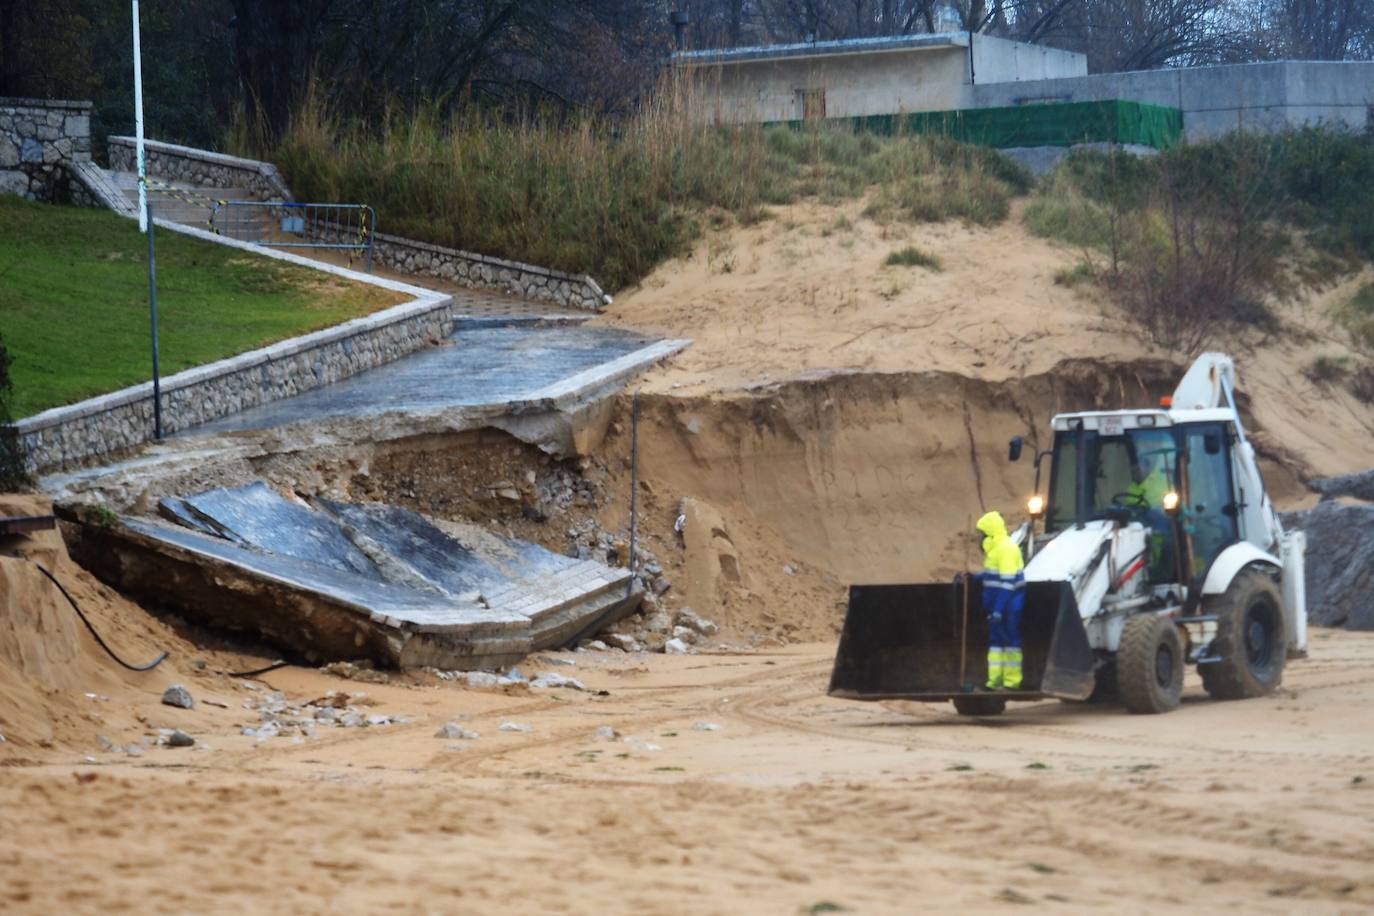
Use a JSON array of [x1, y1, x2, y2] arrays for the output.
[[986, 647, 1004, 688], [1003, 648, 1024, 687], [983, 580, 1024, 591]]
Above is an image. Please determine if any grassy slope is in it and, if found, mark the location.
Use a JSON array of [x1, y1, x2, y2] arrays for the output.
[[0, 197, 403, 418], [267, 95, 1029, 292]]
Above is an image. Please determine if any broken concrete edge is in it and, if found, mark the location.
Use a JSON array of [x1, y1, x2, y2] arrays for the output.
[[13, 219, 452, 473], [510, 339, 693, 413], [107, 135, 293, 201]]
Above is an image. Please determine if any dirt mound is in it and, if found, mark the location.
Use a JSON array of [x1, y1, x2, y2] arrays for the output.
[[600, 198, 1374, 481], [0, 494, 257, 754]]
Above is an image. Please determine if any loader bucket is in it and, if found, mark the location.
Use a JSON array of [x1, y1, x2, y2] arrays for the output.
[[828, 580, 1095, 702]]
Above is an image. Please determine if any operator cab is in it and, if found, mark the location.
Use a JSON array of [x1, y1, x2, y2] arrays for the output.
[[1041, 410, 1241, 585]]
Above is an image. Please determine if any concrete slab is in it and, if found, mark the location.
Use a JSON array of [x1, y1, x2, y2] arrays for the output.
[[69, 483, 642, 670], [185, 324, 682, 437]]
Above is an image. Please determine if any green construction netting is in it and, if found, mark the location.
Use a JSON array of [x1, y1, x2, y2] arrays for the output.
[[773, 100, 1183, 150]]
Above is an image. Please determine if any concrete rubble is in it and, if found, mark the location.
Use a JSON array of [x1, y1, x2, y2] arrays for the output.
[[238, 686, 408, 740]]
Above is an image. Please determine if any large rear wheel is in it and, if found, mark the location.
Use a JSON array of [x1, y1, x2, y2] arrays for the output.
[[1117, 613, 1184, 714], [1200, 568, 1285, 699], [952, 695, 1007, 717]]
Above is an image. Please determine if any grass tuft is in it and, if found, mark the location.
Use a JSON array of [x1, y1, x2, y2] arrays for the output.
[[884, 246, 942, 271], [1303, 355, 1351, 385], [1340, 281, 1374, 350]]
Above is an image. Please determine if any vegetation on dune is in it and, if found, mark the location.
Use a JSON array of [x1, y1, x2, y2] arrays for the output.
[[0, 196, 402, 418], [1026, 127, 1374, 364], [265, 83, 1030, 292], [1342, 281, 1374, 350], [884, 246, 943, 271]]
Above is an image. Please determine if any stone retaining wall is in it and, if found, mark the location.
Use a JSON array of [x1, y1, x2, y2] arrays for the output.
[[108, 136, 292, 201], [15, 223, 451, 474], [0, 97, 91, 201], [372, 232, 610, 312], [310, 224, 609, 312]]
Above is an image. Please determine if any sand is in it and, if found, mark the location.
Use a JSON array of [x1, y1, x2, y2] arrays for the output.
[[2, 626, 1371, 914], [599, 199, 1374, 479]]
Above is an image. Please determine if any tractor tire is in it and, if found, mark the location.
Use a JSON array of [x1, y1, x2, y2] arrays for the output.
[[1117, 614, 1184, 715], [1088, 660, 1119, 704], [952, 695, 1007, 717], [1200, 568, 1286, 700]]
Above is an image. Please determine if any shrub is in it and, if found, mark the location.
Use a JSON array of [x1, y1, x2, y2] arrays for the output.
[[0, 334, 30, 490], [1028, 132, 1308, 355], [1303, 355, 1351, 385], [1351, 365, 1374, 404], [1341, 281, 1374, 350], [884, 246, 942, 270], [1053, 260, 1095, 287]]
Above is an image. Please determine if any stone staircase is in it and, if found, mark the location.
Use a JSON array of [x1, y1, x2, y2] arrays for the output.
[[109, 169, 261, 229]]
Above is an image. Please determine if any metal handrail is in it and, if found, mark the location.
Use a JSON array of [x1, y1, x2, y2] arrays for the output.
[[209, 201, 377, 273]]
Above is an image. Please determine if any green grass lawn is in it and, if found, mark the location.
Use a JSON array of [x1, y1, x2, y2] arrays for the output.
[[0, 196, 405, 418]]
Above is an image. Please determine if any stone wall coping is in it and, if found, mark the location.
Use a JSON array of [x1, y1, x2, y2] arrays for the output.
[[109, 136, 278, 176], [0, 97, 92, 112], [15, 219, 449, 436], [372, 230, 606, 297]]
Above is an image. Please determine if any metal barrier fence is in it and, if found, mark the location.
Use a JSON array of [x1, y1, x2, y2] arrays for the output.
[[209, 201, 376, 272]]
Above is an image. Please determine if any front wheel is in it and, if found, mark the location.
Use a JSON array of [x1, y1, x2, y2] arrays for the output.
[[1117, 613, 1184, 714], [1200, 568, 1286, 699], [952, 695, 1007, 717]]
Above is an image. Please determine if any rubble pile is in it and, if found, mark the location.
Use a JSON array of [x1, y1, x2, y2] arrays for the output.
[[593, 604, 719, 655], [238, 685, 410, 740]]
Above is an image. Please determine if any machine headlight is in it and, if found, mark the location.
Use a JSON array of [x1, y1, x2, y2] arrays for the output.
[[1027, 494, 1046, 518], [1162, 491, 1181, 515]]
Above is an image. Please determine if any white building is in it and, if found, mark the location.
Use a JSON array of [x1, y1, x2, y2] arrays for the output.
[[675, 33, 1088, 124]]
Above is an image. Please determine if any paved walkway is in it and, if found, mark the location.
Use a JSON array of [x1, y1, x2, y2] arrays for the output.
[[185, 323, 684, 436]]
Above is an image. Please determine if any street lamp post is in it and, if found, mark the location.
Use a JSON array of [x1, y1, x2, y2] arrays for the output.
[[132, 0, 162, 439]]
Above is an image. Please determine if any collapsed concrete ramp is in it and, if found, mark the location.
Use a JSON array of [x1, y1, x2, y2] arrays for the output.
[[67, 483, 641, 670]]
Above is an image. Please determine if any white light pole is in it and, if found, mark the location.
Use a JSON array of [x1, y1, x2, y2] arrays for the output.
[[133, 0, 147, 232], [132, 0, 162, 438]]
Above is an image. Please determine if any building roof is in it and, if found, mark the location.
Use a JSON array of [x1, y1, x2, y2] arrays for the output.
[[673, 32, 969, 67]]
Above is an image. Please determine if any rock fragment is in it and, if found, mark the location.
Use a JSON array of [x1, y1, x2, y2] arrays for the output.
[[531, 672, 586, 691], [434, 723, 479, 740], [166, 730, 195, 748], [161, 685, 195, 709]]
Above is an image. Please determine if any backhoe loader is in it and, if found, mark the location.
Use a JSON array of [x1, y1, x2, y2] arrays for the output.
[[829, 353, 1308, 715]]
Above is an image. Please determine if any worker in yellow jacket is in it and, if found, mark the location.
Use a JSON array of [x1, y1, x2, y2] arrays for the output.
[[977, 510, 1025, 690]]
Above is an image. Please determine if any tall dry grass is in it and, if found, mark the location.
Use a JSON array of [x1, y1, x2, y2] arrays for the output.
[[262, 78, 1029, 291]]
